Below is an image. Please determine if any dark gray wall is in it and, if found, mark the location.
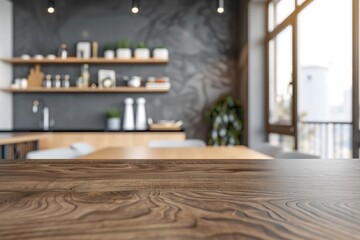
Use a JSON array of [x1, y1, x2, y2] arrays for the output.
[[12, 0, 240, 139]]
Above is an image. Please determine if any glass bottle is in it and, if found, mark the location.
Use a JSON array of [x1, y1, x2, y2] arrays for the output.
[[81, 64, 90, 87]]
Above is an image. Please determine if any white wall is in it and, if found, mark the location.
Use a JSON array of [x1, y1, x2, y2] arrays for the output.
[[247, 0, 267, 147], [0, 0, 13, 130]]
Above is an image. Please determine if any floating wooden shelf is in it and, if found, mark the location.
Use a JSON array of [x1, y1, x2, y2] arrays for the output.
[[1, 87, 170, 93], [0, 57, 168, 65]]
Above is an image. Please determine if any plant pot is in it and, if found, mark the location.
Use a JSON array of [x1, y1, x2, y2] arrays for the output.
[[116, 48, 132, 59], [153, 48, 169, 60], [134, 48, 150, 59], [107, 118, 120, 131], [104, 50, 115, 59]]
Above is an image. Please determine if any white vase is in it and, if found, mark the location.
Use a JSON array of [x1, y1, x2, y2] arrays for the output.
[[134, 48, 150, 59], [153, 48, 169, 60], [123, 98, 135, 131], [116, 48, 132, 59], [136, 98, 147, 130], [104, 50, 115, 59], [107, 118, 120, 131]]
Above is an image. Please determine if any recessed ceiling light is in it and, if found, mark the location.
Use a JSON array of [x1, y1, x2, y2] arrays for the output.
[[217, 0, 224, 14], [132, 0, 140, 14], [48, 0, 55, 13]]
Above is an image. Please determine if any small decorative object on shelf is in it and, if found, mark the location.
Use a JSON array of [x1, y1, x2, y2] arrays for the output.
[[27, 65, 44, 88], [128, 76, 142, 88], [81, 64, 91, 87], [44, 75, 52, 88], [76, 42, 91, 58], [63, 75, 70, 88], [106, 108, 121, 131], [116, 40, 132, 59], [46, 54, 56, 60], [58, 44, 68, 59], [206, 96, 243, 146], [153, 46, 169, 60], [92, 41, 99, 58], [98, 70, 116, 88], [34, 54, 44, 60], [104, 43, 115, 59], [136, 97, 147, 130], [145, 76, 170, 90], [54, 75, 61, 88], [123, 98, 135, 130], [20, 54, 30, 60], [11, 78, 21, 89], [134, 42, 150, 59], [20, 78, 28, 89]]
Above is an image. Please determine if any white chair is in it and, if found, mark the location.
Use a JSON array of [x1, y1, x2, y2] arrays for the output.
[[253, 143, 283, 158], [70, 142, 95, 155], [26, 148, 81, 159], [148, 139, 206, 148], [277, 151, 320, 159]]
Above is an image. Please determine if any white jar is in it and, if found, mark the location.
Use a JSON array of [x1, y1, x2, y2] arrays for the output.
[[107, 118, 121, 131], [136, 98, 147, 130], [128, 76, 142, 88], [134, 48, 150, 59], [116, 48, 132, 59], [153, 48, 169, 60], [104, 50, 115, 59], [123, 98, 135, 131], [20, 78, 28, 89]]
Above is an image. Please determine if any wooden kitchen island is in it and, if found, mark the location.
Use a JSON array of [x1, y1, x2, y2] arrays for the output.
[[0, 159, 359, 239]]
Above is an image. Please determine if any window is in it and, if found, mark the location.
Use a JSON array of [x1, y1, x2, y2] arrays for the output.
[[267, 0, 354, 158], [276, 0, 295, 24], [269, 26, 293, 126]]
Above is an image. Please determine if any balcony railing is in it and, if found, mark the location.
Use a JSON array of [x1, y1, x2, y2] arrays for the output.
[[299, 121, 352, 159]]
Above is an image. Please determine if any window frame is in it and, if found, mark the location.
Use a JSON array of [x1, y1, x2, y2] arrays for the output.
[[265, 0, 314, 149]]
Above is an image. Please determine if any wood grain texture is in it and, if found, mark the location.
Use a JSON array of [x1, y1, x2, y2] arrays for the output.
[[39, 132, 186, 151], [0, 159, 359, 239], [81, 146, 272, 160]]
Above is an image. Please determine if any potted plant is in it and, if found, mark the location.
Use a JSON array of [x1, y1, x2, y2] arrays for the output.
[[106, 108, 121, 131], [134, 42, 150, 59], [153, 45, 169, 60], [116, 40, 132, 59], [205, 96, 243, 146], [104, 43, 115, 59]]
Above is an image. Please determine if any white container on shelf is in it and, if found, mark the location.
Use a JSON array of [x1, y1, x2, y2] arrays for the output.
[[134, 48, 150, 59], [128, 76, 141, 88], [153, 48, 169, 60], [104, 50, 115, 59], [20, 78, 28, 89], [116, 48, 132, 59], [136, 98, 147, 130], [107, 118, 121, 131], [123, 98, 135, 131]]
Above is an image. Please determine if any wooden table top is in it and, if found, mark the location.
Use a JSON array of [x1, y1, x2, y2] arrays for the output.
[[81, 146, 273, 160], [0, 159, 359, 239], [0, 133, 47, 145]]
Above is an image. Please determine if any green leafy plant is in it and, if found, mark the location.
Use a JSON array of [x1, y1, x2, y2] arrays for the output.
[[106, 108, 121, 119], [137, 42, 147, 49], [117, 40, 131, 49], [104, 43, 116, 51], [205, 96, 243, 146]]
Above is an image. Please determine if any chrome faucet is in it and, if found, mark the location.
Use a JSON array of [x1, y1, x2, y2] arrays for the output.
[[32, 100, 54, 131]]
